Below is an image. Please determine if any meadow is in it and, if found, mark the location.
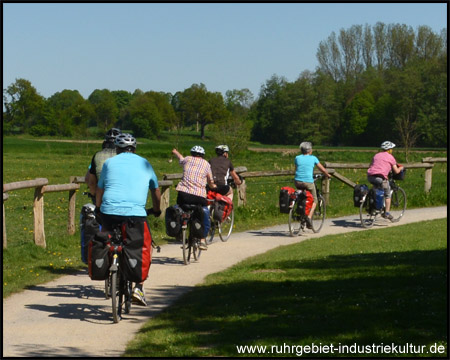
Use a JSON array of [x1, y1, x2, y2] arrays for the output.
[[2, 132, 447, 297]]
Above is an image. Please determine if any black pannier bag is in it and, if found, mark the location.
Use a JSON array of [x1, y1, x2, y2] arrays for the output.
[[296, 191, 307, 216], [88, 232, 111, 281], [80, 203, 100, 264], [279, 187, 296, 214], [190, 205, 205, 239], [121, 219, 153, 284], [353, 184, 369, 207], [165, 205, 183, 237]]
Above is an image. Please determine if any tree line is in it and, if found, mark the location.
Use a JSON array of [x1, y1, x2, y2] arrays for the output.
[[3, 23, 447, 153]]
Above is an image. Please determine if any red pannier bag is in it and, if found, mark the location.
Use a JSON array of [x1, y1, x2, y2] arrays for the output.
[[279, 186, 296, 213], [121, 219, 153, 283], [213, 193, 233, 222], [296, 190, 314, 216]]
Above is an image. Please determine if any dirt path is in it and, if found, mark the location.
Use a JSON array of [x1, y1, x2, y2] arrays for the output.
[[3, 206, 447, 357]]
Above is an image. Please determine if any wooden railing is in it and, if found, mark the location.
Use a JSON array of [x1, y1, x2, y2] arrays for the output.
[[3, 157, 445, 249]]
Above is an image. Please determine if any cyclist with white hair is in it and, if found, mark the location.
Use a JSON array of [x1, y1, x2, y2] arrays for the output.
[[172, 146, 217, 250], [96, 133, 161, 306], [367, 141, 404, 220], [294, 142, 331, 228]]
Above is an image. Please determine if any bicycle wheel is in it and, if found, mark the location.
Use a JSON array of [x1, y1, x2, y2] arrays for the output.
[[123, 279, 132, 314], [182, 227, 189, 265], [390, 186, 407, 222], [360, 197, 376, 228], [189, 237, 202, 262], [206, 208, 216, 244], [219, 209, 234, 242], [311, 195, 326, 233], [111, 271, 119, 323], [288, 202, 301, 236], [104, 277, 110, 299]]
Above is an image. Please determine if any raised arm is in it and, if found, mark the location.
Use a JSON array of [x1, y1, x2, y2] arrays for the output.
[[172, 148, 184, 161]]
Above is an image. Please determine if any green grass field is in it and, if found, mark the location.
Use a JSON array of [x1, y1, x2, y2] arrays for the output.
[[123, 219, 447, 357], [2, 133, 447, 298]]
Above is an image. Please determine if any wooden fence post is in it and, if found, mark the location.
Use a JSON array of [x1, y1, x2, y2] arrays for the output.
[[34, 184, 46, 248], [158, 180, 173, 218], [321, 174, 331, 205], [424, 167, 432, 193], [68, 189, 77, 235], [3, 192, 8, 249], [237, 180, 247, 206]]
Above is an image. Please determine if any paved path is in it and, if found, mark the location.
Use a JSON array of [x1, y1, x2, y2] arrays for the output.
[[3, 206, 447, 357]]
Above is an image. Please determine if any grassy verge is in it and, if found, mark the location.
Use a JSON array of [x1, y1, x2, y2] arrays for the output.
[[124, 218, 447, 358], [2, 134, 447, 297]]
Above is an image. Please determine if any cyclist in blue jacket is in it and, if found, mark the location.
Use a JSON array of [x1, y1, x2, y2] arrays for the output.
[[294, 142, 331, 228], [97, 133, 161, 306]]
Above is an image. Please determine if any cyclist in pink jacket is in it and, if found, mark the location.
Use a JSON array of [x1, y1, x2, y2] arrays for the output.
[[367, 141, 404, 220]]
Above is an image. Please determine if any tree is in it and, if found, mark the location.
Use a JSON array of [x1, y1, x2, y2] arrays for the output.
[[177, 83, 228, 139], [3, 78, 46, 134], [88, 89, 119, 132], [122, 92, 163, 138]]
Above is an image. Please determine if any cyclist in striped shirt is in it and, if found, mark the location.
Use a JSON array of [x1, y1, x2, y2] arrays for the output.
[[172, 146, 217, 250]]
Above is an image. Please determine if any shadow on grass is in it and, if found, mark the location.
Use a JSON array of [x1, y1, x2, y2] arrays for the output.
[[126, 249, 447, 357]]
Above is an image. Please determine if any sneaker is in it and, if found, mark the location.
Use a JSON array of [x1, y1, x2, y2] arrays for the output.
[[132, 287, 147, 306], [383, 212, 394, 221], [305, 217, 313, 229], [198, 241, 208, 251]]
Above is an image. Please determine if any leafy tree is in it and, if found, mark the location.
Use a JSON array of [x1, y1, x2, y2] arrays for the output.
[[88, 89, 119, 132], [3, 78, 46, 134], [122, 92, 163, 138], [177, 83, 228, 139]]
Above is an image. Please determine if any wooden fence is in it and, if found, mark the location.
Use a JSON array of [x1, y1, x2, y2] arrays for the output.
[[3, 157, 445, 249]]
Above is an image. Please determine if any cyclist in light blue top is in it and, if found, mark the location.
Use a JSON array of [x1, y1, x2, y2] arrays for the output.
[[294, 142, 331, 228], [96, 133, 161, 306]]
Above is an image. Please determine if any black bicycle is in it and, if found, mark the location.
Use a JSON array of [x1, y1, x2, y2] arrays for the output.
[[359, 172, 407, 228], [288, 173, 327, 236], [179, 204, 204, 265], [101, 210, 160, 323]]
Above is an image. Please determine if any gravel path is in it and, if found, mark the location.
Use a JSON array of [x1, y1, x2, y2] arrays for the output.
[[3, 206, 447, 357]]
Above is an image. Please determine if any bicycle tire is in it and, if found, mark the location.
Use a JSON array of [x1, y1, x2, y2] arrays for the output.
[[182, 227, 189, 265], [123, 278, 132, 314], [389, 186, 407, 222], [219, 208, 234, 242], [190, 237, 201, 262], [311, 195, 326, 233], [360, 196, 375, 228], [206, 208, 216, 244], [288, 202, 302, 236], [111, 271, 119, 323], [104, 277, 110, 299]]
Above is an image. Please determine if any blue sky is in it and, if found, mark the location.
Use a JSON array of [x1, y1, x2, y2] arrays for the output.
[[3, 3, 447, 100]]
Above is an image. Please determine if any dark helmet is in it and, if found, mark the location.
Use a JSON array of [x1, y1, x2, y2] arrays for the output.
[[105, 128, 121, 142]]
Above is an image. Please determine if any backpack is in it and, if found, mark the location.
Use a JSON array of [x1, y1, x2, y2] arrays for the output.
[[88, 232, 111, 281], [279, 187, 296, 213], [121, 219, 153, 283], [80, 203, 100, 264], [213, 193, 233, 222], [165, 205, 183, 237], [353, 184, 369, 207], [296, 190, 313, 216]]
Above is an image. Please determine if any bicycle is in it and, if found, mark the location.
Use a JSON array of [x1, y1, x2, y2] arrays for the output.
[[359, 172, 407, 228], [178, 204, 204, 265], [98, 209, 160, 323], [288, 173, 327, 236], [206, 191, 235, 244]]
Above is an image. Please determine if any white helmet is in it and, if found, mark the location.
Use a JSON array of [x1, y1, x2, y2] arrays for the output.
[[381, 141, 396, 150], [190, 145, 205, 156], [215, 145, 229, 155], [115, 133, 136, 148]]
